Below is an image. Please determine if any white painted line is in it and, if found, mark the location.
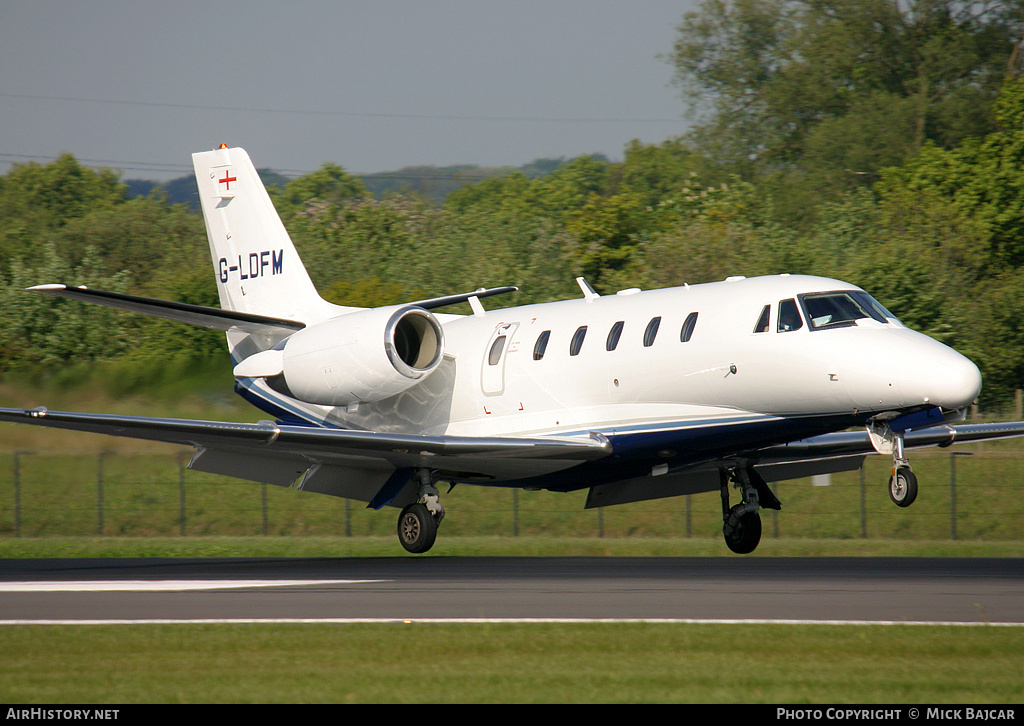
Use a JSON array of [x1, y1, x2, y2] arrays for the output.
[[0, 618, 1021, 626], [0, 580, 384, 592]]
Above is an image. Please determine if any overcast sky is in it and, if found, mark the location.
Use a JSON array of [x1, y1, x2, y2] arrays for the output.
[[0, 0, 698, 181]]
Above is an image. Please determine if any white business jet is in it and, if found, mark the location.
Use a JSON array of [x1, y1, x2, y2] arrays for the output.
[[2, 145, 1021, 554]]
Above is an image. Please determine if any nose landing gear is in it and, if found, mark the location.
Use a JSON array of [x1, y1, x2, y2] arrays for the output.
[[868, 419, 920, 508]]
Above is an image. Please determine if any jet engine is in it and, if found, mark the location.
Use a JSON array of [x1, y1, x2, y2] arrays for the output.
[[234, 306, 445, 407]]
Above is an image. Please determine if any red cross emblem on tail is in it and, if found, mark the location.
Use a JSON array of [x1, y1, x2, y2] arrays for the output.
[[219, 170, 237, 190]]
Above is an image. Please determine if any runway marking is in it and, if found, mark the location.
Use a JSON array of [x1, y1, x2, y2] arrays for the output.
[[0, 580, 384, 592], [0, 618, 1021, 626]]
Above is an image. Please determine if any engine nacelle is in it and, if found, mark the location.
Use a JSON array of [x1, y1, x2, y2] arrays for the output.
[[249, 306, 445, 407]]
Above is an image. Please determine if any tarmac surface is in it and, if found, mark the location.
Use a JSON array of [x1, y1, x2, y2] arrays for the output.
[[1, 557, 1021, 624]]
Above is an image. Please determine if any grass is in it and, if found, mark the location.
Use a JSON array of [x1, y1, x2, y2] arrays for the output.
[[0, 622, 1020, 703], [2, 535, 1024, 558], [2, 446, 1023, 546], [2, 380, 1024, 545], [1, 386, 1022, 704]]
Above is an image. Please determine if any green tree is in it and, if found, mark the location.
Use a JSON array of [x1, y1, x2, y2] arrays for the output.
[[0, 246, 132, 368], [275, 162, 368, 220], [877, 77, 1024, 267], [668, 0, 1024, 204], [0, 154, 126, 268]]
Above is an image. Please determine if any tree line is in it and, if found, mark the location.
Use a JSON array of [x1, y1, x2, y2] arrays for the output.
[[1, 0, 1023, 409]]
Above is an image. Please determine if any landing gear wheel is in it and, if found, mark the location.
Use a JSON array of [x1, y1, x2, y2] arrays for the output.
[[724, 508, 762, 555], [397, 503, 438, 554], [889, 466, 918, 508]]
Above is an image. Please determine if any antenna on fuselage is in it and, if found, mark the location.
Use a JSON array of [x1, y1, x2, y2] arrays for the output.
[[576, 277, 599, 302]]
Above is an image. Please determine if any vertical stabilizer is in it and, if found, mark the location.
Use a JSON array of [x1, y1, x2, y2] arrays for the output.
[[192, 146, 355, 323]]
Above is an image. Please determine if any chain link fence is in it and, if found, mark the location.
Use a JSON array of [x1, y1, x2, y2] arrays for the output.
[[1, 442, 1021, 541]]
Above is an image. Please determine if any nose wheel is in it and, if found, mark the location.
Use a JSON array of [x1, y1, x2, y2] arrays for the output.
[[889, 465, 918, 507]]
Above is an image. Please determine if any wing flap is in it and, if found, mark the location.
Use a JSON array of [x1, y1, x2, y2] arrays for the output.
[[0, 407, 611, 483]]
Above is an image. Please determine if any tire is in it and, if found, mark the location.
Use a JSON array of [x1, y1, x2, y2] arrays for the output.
[[889, 466, 918, 508], [397, 503, 438, 554], [724, 509, 762, 554]]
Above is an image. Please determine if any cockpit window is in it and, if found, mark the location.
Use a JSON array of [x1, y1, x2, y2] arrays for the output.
[[800, 291, 890, 330], [753, 305, 770, 334], [853, 291, 901, 324], [777, 298, 803, 332]]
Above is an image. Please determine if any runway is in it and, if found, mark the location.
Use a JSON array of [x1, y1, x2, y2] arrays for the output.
[[1, 557, 1021, 625]]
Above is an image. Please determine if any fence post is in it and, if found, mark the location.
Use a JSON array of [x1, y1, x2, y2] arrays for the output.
[[771, 483, 779, 538], [949, 452, 972, 540], [261, 483, 268, 535], [859, 466, 866, 538], [96, 451, 113, 536], [512, 489, 519, 537], [13, 451, 29, 538], [177, 452, 187, 536]]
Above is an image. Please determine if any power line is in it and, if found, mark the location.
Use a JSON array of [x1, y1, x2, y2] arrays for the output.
[[0, 91, 683, 125], [0, 152, 542, 184]]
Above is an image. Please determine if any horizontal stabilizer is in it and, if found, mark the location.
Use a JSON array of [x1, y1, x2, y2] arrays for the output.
[[28, 284, 305, 336]]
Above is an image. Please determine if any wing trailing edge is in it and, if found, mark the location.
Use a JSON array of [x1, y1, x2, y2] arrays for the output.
[[0, 406, 612, 488]]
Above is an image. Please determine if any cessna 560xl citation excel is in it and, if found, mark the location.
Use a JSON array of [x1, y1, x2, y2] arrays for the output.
[[3, 145, 1023, 554]]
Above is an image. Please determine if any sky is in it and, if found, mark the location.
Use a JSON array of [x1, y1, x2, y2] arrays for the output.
[[0, 0, 699, 181]]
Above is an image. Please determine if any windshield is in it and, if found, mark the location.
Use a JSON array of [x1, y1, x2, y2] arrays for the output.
[[800, 291, 898, 330]]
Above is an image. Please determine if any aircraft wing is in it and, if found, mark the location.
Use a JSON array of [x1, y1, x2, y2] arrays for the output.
[[753, 421, 1024, 460], [0, 406, 611, 508], [586, 421, 1024, 508]]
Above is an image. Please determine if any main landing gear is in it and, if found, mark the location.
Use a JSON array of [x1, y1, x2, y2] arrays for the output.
[[719, 466, 781, 554], [397, 470, 445, 554]]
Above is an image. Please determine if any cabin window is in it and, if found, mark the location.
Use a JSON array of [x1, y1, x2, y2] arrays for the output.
[[488, 335, 507, 365], [569, 326, 587, 356], [533, 330, 550, 360], [606, 321, 624, 351], [680, 312, 698, 342], [643, 317, 661, 347], [753, 305, 771, 333], [777, 298, 803, 332]]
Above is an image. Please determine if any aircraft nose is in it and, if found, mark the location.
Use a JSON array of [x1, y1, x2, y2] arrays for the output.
[[899, 345, 981, 412]]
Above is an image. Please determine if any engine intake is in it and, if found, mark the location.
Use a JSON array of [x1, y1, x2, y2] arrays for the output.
[[245, 305, 445, 407]]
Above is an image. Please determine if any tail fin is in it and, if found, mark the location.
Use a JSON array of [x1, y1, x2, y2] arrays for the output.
[[192, 146, 356, 324]]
